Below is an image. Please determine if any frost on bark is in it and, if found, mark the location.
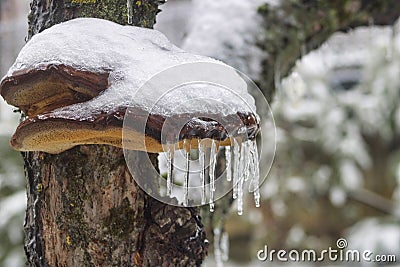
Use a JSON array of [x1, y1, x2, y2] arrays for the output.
[[23, 1, 207, 266], [259, 0, 400, 100]]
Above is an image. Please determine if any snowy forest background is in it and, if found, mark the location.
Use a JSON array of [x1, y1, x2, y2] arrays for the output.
[[1, 0, 400, 266]]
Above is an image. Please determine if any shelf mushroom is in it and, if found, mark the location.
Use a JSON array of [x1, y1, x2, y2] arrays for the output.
[[0, 18, 261, 212]]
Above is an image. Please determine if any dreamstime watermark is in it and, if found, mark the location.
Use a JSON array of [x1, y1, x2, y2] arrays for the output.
[[257, 238, 397, 263]]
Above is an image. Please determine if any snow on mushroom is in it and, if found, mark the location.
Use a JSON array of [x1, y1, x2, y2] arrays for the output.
[[0, 18, 261, 213]]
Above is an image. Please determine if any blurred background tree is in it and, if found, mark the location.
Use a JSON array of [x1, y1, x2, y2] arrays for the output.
[[0, 0, 28, 266]]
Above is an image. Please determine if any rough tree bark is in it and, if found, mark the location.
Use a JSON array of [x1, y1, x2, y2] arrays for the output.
[[24, 1, 207, 266], [259, 0, 400, 101]]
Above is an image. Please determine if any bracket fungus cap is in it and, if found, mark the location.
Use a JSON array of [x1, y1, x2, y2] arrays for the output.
[[1, 18, 260, 154]]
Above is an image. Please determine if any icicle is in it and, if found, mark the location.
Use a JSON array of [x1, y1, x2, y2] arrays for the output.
[[248, 141, 255, 192], [198, 139, 206, 205], [237, 142, 246, 215], [127, 0, 133, 24], [210, 139, 217, 192], [232, 138, 241, 199], [249, 140, 260, 208], [220, 231, 229, 262], [243, 141, 251, 182], [225, 145, 232, 182], [237, 175, 244, 215], [183, 139, 190, 206], [166, 143, 174, 197], [209, 139, 217, 212]]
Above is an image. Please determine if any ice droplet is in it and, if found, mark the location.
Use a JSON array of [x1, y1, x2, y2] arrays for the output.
[[183, 139, 190, 206], [166, 143, 174, 197], [209, 197, 215, 212], [209, 139, 218, 212], [225, 145, 232, 182], [127, 0, 133, 24], [232, 138, 241, 199], [198, 139, 206, 205]]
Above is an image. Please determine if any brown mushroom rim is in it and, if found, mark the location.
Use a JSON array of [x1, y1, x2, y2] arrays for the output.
[[0, 64, 109, 116], [11, 107, 259, 153]]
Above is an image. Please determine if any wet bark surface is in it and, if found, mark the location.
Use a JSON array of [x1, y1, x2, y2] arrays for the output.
[[23, 1, 207, 266]]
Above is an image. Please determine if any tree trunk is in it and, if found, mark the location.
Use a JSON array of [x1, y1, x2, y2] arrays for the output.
[[23, 1, 207, 266]]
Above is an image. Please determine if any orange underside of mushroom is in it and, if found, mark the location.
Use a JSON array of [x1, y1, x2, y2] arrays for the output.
[[11, 119, 232, 154]]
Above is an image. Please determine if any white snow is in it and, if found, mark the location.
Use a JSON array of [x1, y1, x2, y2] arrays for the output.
[[285, 176, 306, 193], [339, 159, 363, 190], [155, 0, 193, 47], [3, 18, 257, 119], [329, 186, 347, 207], [182, 0, 266, 80], [0, 191, 26, 228], [346, 218, 400, 257], [0, 100, 19, 136]]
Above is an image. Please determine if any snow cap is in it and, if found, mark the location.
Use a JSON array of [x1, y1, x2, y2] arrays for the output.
[[0, 18, 259, 154]]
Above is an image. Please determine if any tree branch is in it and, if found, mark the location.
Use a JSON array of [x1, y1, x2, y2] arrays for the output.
[[259, 0, 400, 100]]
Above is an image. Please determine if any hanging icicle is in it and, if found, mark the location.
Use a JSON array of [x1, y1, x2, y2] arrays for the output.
[[243, 141, 251, 182], [249, 140, 260, 208], [237, 140, 247, 215], [183, 139, 190, 206], [209, 139, 218, 212], [232, 138, 241, 199], [166, 143, 174, 197], [127, 0, 133, 24], [225, 145, 232, 182], [198, 139, 206, 205]]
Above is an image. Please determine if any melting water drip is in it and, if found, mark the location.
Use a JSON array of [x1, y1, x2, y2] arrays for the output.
[[127, 0, 133, 24], [166, 143, 174, 197], [198, 140, 206, 205], [209, 139, 218, 212], [183, 139, 190, 206]]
